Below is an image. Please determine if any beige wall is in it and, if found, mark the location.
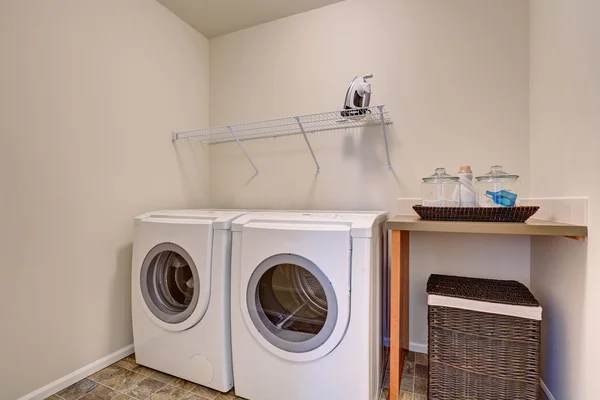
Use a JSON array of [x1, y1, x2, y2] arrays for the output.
[[208, 0, 531, 348], [0, 1, 210, 398], [8, 1, 589, 397], [529, 0, 600, 398]]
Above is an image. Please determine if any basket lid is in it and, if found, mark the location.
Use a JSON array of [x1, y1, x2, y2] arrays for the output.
[[426, 274, 539, 307]]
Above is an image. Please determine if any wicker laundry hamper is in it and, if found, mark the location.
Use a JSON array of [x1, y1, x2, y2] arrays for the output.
[[426, 274, 542, 400]]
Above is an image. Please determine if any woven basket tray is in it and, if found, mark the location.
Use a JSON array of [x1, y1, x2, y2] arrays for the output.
[[413, 205, 539, 223], [426, 274, 540, 306], [426, 275, 541, 400]]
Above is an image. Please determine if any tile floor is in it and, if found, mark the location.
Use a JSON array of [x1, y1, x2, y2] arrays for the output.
[[381, 351, 428, 400], [47, 351, 427, 400], [45, 353, 243, 400]]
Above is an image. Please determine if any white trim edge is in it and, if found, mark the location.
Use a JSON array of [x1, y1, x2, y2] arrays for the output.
[[17, 344, 134, 400], [428, 294, 542, 321], [409, 342, 428, 354], [540, 380, 555, 400]]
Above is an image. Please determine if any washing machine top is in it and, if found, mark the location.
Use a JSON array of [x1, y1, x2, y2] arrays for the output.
[[135, 209, 247, 230], [232, 211, 387, 238]]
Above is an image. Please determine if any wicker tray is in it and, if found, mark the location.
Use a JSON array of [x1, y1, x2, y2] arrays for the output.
[[413, 205, 539, 223]]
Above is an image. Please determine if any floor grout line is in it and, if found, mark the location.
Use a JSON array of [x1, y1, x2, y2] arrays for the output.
[[110, 358, 218, 400], [86, 364, 164, 400], [55, 378, 100, 400], [87, 372, 136, 399], [52, 355, 235, 400], [85, 380, 133, 399]]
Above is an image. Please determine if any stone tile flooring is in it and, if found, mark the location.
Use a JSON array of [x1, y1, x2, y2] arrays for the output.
[[46, 353, 243, 400], [48, 351, 429, 400], [381, 351, 428, 400]]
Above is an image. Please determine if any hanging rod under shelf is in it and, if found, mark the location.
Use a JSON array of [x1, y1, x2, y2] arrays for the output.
[[172, 105, 393, 173]]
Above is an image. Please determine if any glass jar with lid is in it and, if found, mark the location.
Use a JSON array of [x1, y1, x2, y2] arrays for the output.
[[475, 165, 521, 207], [421, 168, 461, 207]]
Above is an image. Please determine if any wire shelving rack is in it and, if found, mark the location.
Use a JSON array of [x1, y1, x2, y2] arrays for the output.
[[172, 105, 393, 174]]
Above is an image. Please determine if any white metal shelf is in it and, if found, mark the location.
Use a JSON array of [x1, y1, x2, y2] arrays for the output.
[[172, 105, 393, 174]]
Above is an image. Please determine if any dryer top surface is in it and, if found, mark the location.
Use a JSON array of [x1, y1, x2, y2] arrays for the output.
[[232, 211, 388, 237]]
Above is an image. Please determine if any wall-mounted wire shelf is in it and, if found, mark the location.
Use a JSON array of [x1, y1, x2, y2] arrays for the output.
[[172, 105, 392, 174]]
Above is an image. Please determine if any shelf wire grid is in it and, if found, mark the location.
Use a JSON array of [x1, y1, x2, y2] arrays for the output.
[[172, 105, 392, 144]]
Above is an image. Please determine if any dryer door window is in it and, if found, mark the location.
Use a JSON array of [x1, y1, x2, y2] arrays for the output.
[[247, 254, 338, 353], [140, 243, 200, 324]]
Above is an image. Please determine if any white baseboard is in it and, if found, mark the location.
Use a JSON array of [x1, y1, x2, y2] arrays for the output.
[[540, 380, 555, 400], [18, 344, 134, 400], [408, 342, 428, 354]]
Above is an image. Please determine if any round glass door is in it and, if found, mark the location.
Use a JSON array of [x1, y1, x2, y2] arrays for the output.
[[246, 254, 338, 353], [140, 243, 200, 324]]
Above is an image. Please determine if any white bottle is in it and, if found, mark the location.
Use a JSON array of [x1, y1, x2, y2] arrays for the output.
[[458, 165, 477, 207]]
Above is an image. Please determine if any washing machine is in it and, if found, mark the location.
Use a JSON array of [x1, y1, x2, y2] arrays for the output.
[[230, 211, 388, 400], [132, 209, 246, 392]]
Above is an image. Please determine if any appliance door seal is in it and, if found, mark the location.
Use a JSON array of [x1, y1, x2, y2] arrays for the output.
[[239, 222, 351, 362], [246, 253, 338, 354]]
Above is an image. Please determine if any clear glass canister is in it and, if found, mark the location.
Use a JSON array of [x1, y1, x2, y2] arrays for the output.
[[422, 168, 461, 207], [475, 165, 521, 207]]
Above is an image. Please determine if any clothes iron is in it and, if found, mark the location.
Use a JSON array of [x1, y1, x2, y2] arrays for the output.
[[341, 74, 373, 118]]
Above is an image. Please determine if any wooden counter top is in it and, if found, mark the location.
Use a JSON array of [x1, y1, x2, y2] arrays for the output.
[[386, 215, 587, 240]]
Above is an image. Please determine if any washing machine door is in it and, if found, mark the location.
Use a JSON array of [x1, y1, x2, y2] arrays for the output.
[[240, 222, 352, 362], [136, 217, 213, 332]]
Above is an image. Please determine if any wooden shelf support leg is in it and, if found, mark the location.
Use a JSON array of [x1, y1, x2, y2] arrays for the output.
[[390, 230, 410, 400]]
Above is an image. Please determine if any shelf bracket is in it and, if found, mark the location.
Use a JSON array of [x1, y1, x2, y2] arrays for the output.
[[378, 105, 392, 170], [228, 126, 259, 175], [295, 117, 320, 173], [565, 236, 586, 241]]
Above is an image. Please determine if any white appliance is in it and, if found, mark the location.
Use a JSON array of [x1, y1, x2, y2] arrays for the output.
[[230, 211, 388, 400], [132, 209, 246, 392]]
